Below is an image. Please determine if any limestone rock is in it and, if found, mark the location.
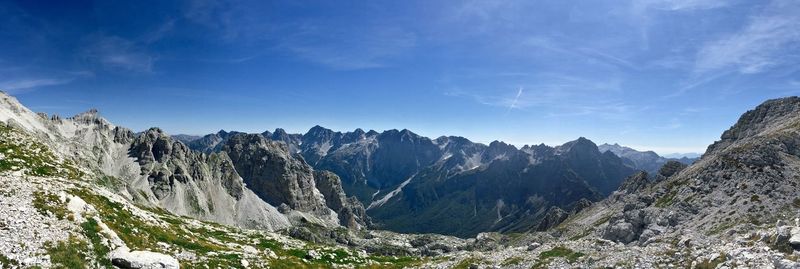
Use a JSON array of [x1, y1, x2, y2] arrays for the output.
[[110, 250, 179, 269]]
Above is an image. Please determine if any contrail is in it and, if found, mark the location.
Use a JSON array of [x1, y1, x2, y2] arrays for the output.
[[505, 87, 524, 115]]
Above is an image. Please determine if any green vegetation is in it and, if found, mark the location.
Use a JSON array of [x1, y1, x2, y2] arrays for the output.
[[0, 253, 19, 267], [593, 214, 612, 226], [706, 222, 735, 236], [0, 124, 81, 178], [46, 236, 89, 269], [95, 175, 124, 190], [32, 191, 71, 220], [80, 218, 113, 268], [696, 253, 726, 269], [453, 257, 483, 269], [69, 187, 419, 268], [501, 256, 523, 266], [655, 191, 678, 207], [532, 246, 585, 268], [69, 188, 223, 254], [539, 246, 584, 262]]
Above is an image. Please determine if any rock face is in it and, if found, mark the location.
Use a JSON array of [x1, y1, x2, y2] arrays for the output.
[[222, 133, 371, 228], [223, 133, 330, 216], [616, 171, 650, 195], [127, 128, 291, 230], [313, 170, 372, 229], [536, 207, 569, 231], [130, 128, 245, 200], [653, 160, 687, 182]]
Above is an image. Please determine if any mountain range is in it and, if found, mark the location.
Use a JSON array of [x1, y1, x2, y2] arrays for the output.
[[182, 125, 693, 237], [3, 91, 800, 268]]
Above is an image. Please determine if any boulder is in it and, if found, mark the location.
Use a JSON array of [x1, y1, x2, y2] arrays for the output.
[[602, 221, 636, 244], [788, 227, 800, 249], [111, 250, 179, 269]]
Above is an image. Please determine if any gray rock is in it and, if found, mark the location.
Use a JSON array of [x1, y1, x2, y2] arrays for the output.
[[111, 250, 179, 269]]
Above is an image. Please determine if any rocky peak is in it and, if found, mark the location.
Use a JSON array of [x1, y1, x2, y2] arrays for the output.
[[706, 96, 800, 154], [223, 133, 332, 218], [313, 170, 371, 229], [653, 160, 687, 182], [557, 137, 599, 156], [70, 108, 112, 126], [616, 171, 650, 194]]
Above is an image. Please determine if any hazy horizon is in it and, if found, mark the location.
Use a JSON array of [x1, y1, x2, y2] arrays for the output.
[[2, 1, 798, 155]]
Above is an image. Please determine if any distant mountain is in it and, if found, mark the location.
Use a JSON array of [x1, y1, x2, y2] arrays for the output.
[[191, 126, 639, 237], [170, 134, 201, 144], [597, 143, 697, 175], [662, 152, 701, 159]]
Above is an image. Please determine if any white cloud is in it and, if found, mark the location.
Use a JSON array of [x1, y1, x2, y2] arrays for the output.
[[281, 25, 417, 70], [635, 0, 729, 11], [0, 78, 73, 93], [695, 0, 800, 74], [505, 87, 523, 114], [83, 35, 155, 72]]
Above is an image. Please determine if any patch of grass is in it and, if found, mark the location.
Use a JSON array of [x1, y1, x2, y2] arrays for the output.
[[46, 236, 89, 269], [453, 257, 483, 269], [0, 124, 81, 178], [32, 191, 72, 220], [569, 228, 593, 240], [593, 214, 612, 226], [655, 191, 678, 208], [539, 246, 584, 262], [80, 218, 113, 268], [706, 222, 735, 235], [501, 256, 524, 266], [69, 188, 224, 254], [750, 195, 761, 203], [95, 176, 124, 190], [532, 246, 585, 268], [696, 252, 726, 269], [0, 253, 19, 267]]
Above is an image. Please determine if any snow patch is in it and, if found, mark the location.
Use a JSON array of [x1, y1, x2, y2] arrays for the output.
[[368, 174, 416, 210]]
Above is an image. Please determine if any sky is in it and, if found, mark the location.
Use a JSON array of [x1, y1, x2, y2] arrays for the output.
[[1, 0, 799, 155]]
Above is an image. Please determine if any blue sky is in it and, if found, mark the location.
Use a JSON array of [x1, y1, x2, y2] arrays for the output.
[[1, 0, 799, 155]]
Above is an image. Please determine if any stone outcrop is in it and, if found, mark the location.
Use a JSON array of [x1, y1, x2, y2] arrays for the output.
[[111, 250, 179, 269], [313, 170, 371, 229], [222, 133, 334, 221]]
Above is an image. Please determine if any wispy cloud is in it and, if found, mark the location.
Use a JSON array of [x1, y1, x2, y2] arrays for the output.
[[83, 35, 155, 73], [634, 0, 730, 12], [280, 24, 417, 70], [505, 87, 523, 115], [655, 118, 683, 130], [0, 78, 73, 93], [695, 0, 800, 74], [445, 73, 638, 120], [663, 70, 734, 98]]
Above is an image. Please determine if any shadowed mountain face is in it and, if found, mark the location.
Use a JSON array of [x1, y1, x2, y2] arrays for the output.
[[190, 126, 640, 237]]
